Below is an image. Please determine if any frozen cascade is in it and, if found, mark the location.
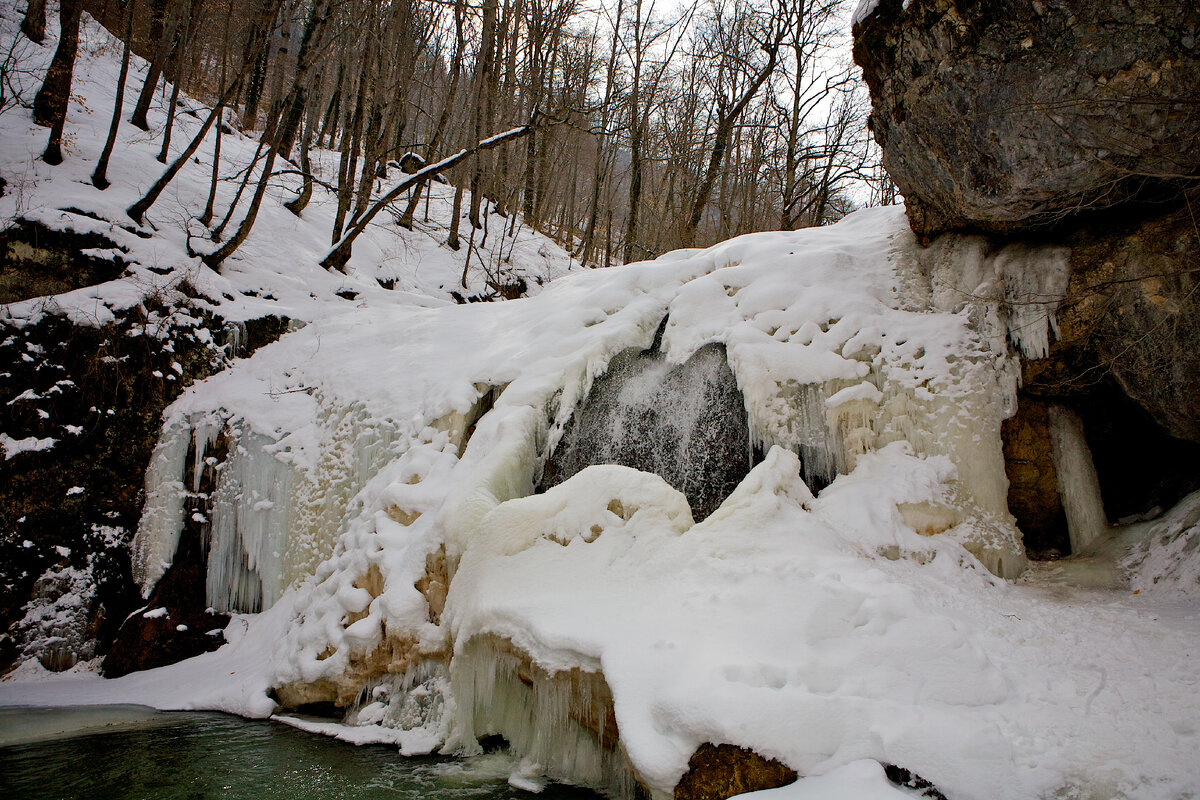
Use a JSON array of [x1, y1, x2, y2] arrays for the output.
[[1048, 405, 1109, 553], [133, 402, 403, 613], [131, 420, 193, 596], [206, 428, 293, 612], [915, 235, 1071, 362], [449, 635, 637, 799], [540, 341, 753, 520], [343, 660, 455, 755]]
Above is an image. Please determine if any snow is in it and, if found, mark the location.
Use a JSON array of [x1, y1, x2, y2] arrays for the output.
[[4, 194, 1193, 799], [0, 432, 56, 458], [852, 0, 882, 27], [2, 7, 1200, 800]]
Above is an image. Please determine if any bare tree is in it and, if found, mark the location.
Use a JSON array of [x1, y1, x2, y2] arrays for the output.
[[127, 0, 284, 225], [129, 0, 171, 131], [323, 116, 558, 271], [32, 0, 83, 165], [21, 0, 47, 44], [93, 0, 137, 189], [681, 0, 785, 245]]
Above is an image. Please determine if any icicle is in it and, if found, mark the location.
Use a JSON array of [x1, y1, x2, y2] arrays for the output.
[[449, 636, 637, 799], [190, 414, 223, 493], [221, 321, 248, 358], [198, 403, 402, 613], [206, 428, 293, 612], [343, 660, 454, 754], [993, 244, 1071, 361], [131, 419, 192, 596], [1048, 405, 1109, 553]]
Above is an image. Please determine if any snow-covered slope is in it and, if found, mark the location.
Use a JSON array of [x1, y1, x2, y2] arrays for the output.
[[0, 6, 577, 333]]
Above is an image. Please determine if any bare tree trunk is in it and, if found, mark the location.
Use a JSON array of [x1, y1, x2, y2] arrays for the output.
[[318, 78, 341, 148], [240, 30, 270, 127], [400, 0, 466, 229], [580, 3, 622, 265], [157, 0, 201, 163], [622, 0, 647, 264], [682, 23, 784, 246], [331, 80, 360, 243], [202, 0, 329, 264], [130, 0, 170, 131], [350, 58, 382, 226], [199, 14, 230, 226], [199, 101, 224, 225], [284, 115, 313, 215], [126, 0, 283, 224], [21, 0, 47, 44], [93, 0, 136, 188], [201, 107, 283, 267], [469, 0, 498, 229], [33, 0, 83, 165], [212, 137, 265, 239], [128, 94, 219, 223], [324, 119, 545, 271], [447, 182, 464, 250]]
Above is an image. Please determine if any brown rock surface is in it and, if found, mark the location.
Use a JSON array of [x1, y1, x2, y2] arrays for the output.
[[674, 743, 797, 800]]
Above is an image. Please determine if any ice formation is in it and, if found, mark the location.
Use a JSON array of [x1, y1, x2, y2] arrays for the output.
[[1047, 405, 1109, 554], [97, 207, 1200, 800], [133, 400, 405, 612], [540, 339, 753, 519]]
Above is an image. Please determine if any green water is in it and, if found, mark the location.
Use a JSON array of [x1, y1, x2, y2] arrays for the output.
[[0, 707, 603, 800]]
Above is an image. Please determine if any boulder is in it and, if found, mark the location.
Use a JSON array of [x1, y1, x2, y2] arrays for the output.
[[853, 0, 1200, 239], [674, 743, 797, 800]]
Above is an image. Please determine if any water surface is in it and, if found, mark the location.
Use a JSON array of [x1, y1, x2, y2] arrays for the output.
[[0, 706, 602, 800]]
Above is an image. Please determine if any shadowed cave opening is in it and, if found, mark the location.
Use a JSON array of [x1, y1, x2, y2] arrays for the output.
[[1004, 381, 1200, 558]]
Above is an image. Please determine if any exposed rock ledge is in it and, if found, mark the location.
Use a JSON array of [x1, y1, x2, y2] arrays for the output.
[[854, 0, 1200, 239]]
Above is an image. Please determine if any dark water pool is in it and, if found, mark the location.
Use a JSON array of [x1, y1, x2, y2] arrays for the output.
[[0, 706, 602, 800]]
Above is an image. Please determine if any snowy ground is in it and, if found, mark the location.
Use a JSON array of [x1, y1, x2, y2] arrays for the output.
[[0, 4, 577, 335], [3, 5, 1200, 800]]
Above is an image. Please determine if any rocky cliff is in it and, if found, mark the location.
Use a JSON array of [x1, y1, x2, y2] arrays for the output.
[[854, 0, 1200, 554], [854, 0, 1200, 238]]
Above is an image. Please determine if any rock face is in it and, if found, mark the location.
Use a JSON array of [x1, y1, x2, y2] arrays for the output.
[[0, 227, 291, 675], [854, 0, 1200, 239], [1056, 207, 1200, 445], [855, 0, 1200, 551]]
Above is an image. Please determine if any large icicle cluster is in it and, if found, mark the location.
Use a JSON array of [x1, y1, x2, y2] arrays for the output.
[[133, 394, 407, 613]]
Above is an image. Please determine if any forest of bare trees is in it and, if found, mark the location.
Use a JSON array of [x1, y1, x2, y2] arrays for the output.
[[26, 0, 891, 271]]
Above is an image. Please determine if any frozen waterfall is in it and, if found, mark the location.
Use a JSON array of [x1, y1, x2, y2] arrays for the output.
[[539, 339, 754, 520], [132, 403, 403, 613]]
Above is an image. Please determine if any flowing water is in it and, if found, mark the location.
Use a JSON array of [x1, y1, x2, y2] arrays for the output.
[[0, 706, 603, 800], [541, 341, 754, 520]]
